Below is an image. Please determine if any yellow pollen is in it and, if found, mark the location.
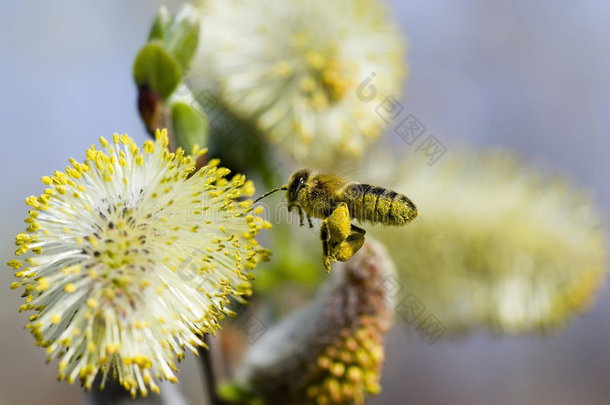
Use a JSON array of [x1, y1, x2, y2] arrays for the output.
[[273, 60, 294, 77], [36, 277, 49, 291], [306, 51, 326, 69]]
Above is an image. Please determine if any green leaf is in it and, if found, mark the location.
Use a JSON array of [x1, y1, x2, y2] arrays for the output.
[[133, 42, 181, 100], [148, 6, 170, 41], [164, 4, 200, 71], [171, 101, 209, 153]]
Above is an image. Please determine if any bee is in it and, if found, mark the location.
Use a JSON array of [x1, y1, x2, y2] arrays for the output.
[[254, 169, 418, 271]]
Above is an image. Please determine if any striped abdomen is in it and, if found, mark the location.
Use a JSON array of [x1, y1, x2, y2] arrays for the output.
[[340, 183, 418, 225]]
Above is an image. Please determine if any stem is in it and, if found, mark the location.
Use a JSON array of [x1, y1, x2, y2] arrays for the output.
[[199, 334, 226, 405]]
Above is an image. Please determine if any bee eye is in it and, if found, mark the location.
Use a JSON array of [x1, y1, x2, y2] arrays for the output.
[[288, 171, 309, 201]]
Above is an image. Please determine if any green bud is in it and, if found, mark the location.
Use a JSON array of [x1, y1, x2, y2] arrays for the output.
[[148, 6, 170, 41], [134, 4, 200, 103], [133, 42, 181, 100], [164, 4, 200, 72], [170, 98, 209, 153]]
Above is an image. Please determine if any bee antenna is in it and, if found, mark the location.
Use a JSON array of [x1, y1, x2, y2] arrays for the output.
[[253, 185, 288, 204]]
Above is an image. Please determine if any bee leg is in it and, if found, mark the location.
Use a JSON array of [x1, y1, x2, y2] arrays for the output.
[[307, 215, 314, 228], [289, 203, 305, 227], [298, 206, 306, 227], [334, 224, 366, 262], [319, 203, 353, 271], [326, 203, 351, 243], [347, 224, 366, 239], [320, 220, 330, 241], [320, 221, 334, 272], [322, 240, 333, 272]]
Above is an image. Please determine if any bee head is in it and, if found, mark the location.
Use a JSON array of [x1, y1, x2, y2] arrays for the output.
[[252, 169, 310, 205], [286, 169, 310, 204]]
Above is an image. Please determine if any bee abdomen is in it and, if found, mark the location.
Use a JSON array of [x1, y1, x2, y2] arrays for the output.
[[342, 183, 418, 225]]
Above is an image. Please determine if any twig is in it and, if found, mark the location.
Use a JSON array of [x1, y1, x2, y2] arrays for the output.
[[198, 334, 226, 405]]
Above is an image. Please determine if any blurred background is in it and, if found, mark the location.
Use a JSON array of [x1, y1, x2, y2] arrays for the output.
[[1, 1, 609, 404]]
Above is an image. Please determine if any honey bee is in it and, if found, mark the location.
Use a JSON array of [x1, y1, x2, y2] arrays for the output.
[[254, 169, 418, 271]]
